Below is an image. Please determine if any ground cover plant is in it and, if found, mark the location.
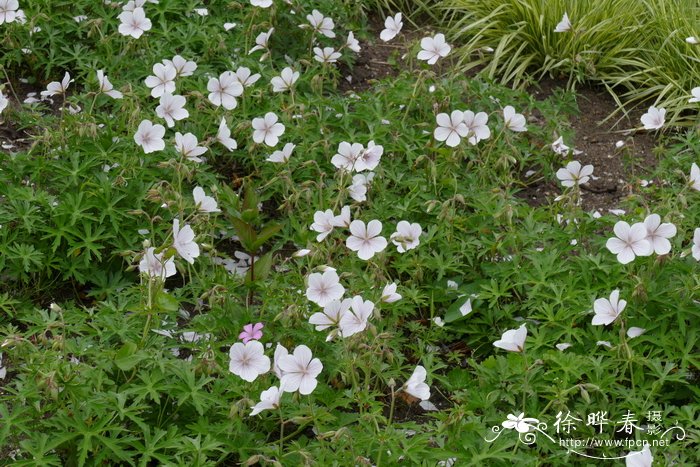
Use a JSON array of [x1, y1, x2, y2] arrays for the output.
[[0, 0, 699, 465]]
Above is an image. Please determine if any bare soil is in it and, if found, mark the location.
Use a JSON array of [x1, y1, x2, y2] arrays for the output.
[[519, 80, 659, 212]]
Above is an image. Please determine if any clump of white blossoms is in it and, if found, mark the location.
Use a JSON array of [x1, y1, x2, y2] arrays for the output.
[[417, 33, 451, 65]]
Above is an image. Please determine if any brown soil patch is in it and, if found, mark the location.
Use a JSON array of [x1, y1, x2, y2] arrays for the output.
[[519, 80, 659, 212]]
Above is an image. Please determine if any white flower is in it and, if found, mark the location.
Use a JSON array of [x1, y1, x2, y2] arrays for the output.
[[307, 9, 335, 38], [309, 298, 351, 332], [228, 341, 270, 382], [434, 111, 468, 147], [250, 0, 272, 7], [688, 87, 700, 103], [96, 70, 123, 99], [503, 105, 526, 132], [172, 218, 200, 264], [403, 366, 430, 401], [686, 36, 699, 44], [391, 221, 422, 252], [145, 63, 176, 98], [0, 0, 19, 25], [267, 142, 296, 163], [313, 47, 341, 63], [0, 92, 7, 114], [310, 209, 336, 241], [592, 290, 626, 326], [417, 33, 451, 65], [175, 132, 207, 162], [493, 324, 527, 352], [627, 327, 646, 339], [551, 136, 571, 156], [348, 177, 368, 202], [118, 7, 152, 39], [463, 111, 491, 145], [193, 7, 207, 16], [355, 141, 383, 172], [640, 106, 665, 130], [643, 214, 676, 255], [554, 12, 572, 32], [271, 67, 299, 93], [556, 343, 572, 351], [346, 220, 387, 260], [250, 386, 281, 416], [626, 443, 653, 467], [380, 13, 403, 42], [134, 119, 165, 153], [332, 205, 352, 228], [381, 283, 402, 303], [306, 270, 345, 307], [193, 187, 220, 213], [139, 247, 176, 280], [207, 71, 243, 110], [278, 345, 323, 395], [233, 67, 261, 87], [339, 295, 373, 337], [252, 112, 285, 147], [273, 343, 288, 379], [556, 161, 594, 187], [41, 72, 72, 97], [217, 117, 237, 151], [346, 31, 361, 53], [155, 93, 188, 128], [459, 297, 473, 316], [249, 28, 273, 55], [690, 163, 700, 191], [332, 141, 364, 171], [163, 55, 197, 78], [606, 221, 652, 264], [502, 413, 539, 433], [692, 228, 700, 261]]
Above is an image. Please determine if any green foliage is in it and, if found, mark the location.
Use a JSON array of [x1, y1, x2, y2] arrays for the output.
[[442, 0, 700, 125], [0, 0, 698, 465]]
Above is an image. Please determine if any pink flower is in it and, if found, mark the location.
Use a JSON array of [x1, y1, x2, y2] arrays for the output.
[[239, 322, 264, 343]]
